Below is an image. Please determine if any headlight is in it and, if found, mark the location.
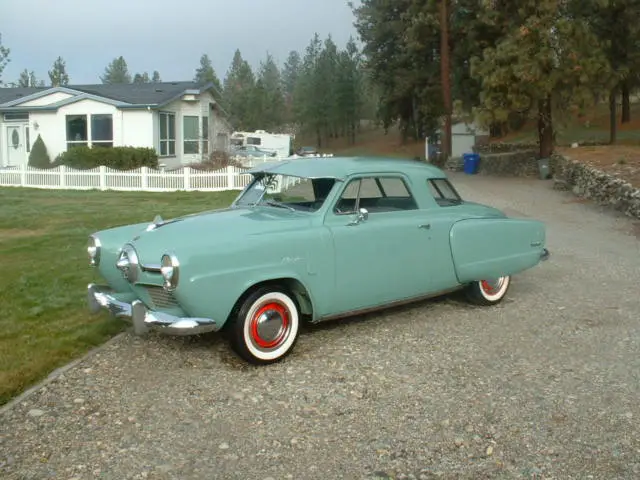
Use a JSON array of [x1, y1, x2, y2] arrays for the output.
[[88, 235, 101, 266], [116, 244, 139, 283], [161, 253, 180, 291]]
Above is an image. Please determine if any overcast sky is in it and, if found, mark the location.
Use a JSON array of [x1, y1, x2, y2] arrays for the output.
[[1, 0, 360, 86]]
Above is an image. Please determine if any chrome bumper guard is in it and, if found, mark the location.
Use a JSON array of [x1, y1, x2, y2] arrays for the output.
[[540, 248, 550, 261], [87, 283, 219, 336]]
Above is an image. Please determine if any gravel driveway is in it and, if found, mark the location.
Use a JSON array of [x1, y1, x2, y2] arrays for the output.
[[2, 173, 639, 480]]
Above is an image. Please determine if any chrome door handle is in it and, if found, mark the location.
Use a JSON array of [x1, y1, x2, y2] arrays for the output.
[[418, 223, 431, 229]]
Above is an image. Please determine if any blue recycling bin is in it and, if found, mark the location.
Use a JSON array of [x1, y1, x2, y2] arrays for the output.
[[463, 152, 480, 174]]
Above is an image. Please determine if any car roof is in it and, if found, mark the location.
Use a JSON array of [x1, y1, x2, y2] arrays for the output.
[[247, 156, 448, 181]]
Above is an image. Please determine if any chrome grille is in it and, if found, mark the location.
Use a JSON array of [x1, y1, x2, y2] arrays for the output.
[[143, 285, 179, 309]]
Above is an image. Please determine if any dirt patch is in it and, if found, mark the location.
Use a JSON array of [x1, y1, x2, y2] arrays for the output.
[[0, 228, 48, 241], [557, 145, 640, 188]]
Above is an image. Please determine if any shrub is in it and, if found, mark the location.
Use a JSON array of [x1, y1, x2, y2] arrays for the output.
[[28, 135, 52, 168], [54, 146, 158, 170], [188, 150, 244, 171]]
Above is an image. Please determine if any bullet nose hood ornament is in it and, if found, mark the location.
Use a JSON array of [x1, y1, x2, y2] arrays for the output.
[[146, 214, 164, 232]]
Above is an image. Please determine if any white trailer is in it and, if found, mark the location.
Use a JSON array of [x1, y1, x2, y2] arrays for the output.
[[230, 130, 293, 158]]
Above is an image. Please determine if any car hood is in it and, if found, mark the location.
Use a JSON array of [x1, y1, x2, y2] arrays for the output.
[[126, 206, 311, 263]]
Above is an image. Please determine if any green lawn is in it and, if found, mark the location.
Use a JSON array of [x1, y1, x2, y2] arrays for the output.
[[0, 187, 240, 405]]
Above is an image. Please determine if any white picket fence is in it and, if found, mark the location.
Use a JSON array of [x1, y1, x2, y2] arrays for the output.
[[0, 154, 335, 193], [0, 164, 256, 192]]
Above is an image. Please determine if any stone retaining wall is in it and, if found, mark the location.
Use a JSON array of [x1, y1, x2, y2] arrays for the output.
[[445, 149, 557, 177], [553, 154, 640, 220], [473, 143, 539, 154]]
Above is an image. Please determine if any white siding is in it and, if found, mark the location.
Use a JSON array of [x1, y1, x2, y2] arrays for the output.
[[160, 91, 230, 166], [0, 90, 229, 167], [121, 110, 154, 148], [28, 99, 155, 161], [29, 99, 118, 160], [20, 92, 75, 107]]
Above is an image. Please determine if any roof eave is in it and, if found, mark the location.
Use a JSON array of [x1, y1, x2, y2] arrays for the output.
[[0, 86, 85, 107]]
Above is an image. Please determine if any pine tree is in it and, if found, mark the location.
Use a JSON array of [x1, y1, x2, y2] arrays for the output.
[[255, 53, 285, 130], [471, 0, 613, 157], [48, 56, 69, 86], [133, 72, 150, 83], [281, 51, 301, 123], [0, 33, 9, 86], [194, 54, 222, 91], [223, 49, 257, 130], [100, 56, 132, 84], [352, 0, 441, 141], [18, 69, 43, 87]]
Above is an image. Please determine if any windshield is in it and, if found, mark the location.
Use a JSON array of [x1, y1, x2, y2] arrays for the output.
[[235, 173, 336, 213]]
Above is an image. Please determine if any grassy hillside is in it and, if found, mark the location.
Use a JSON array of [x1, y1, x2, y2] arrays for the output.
[[296, 101, 640, 159]]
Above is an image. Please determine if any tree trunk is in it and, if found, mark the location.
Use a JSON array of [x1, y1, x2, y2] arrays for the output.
[[537, 96, 553, 158], [609, 88, 618, 144], [621, 80, 630, 123], [440, 0, 452, 159]]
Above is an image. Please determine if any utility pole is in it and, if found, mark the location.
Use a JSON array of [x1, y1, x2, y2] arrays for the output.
[[440, 0, 452, 159]]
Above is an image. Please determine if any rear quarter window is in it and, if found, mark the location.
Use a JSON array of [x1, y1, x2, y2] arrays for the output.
[[427, 178, 462, 206]]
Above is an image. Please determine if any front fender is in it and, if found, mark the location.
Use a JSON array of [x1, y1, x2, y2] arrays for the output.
[[176, 263, 314, 328]]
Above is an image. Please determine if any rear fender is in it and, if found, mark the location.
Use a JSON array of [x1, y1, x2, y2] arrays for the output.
[[449, 218, 546, 283]]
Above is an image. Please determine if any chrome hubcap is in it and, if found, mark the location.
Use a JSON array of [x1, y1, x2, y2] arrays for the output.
[[481, 277, 505, 295], [249, 301, 290, 351], [256, 310, 285, 343]]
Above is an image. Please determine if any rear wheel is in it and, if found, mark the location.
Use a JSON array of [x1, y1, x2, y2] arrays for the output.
[[465, 276, 511, 306], [227, 286, 300, 365]]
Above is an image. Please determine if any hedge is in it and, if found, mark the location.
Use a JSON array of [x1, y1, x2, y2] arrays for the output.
[[54, 146, 159, 170]]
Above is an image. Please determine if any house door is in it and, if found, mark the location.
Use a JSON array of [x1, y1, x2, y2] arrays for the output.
[[5, 125, 27, 167]]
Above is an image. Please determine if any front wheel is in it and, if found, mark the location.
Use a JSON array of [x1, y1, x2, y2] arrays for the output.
[[464, 276, 511, 306], [228, 286, 300, 365]]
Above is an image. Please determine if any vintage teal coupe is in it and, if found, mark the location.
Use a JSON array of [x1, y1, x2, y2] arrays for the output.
[[87, 157, 549, 364]]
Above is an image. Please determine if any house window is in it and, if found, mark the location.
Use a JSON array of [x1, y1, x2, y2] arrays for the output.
[[247, 136, 261, 146], [66, 115, 88, 148], [3, 112, 29, 121], [26, 126, 30, 153], [183, 115, 199, 154], [65, 114, 113, 149], [159, 112, 176, 156], [91, 114, 113, 148], [202, 116, 209, 155]]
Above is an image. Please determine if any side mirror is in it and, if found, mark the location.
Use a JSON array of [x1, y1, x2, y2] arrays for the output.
[[348, 207, 369, 226]]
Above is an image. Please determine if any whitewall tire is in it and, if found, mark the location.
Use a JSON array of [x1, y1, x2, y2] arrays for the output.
[[228, 286, 300, 365], [465, 276, 511, 306]]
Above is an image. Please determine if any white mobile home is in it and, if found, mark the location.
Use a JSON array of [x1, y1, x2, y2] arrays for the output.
[[0, 82, 232, 169]]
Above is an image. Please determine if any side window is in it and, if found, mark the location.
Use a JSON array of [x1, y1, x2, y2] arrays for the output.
[[428, 178, 462, 206], [334, 179, 360, 214], [334, 176, 418, 214], [378, 177, 412, 199]]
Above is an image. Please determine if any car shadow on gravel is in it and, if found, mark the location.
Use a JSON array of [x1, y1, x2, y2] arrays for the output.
[[133, 290, 478, 369]]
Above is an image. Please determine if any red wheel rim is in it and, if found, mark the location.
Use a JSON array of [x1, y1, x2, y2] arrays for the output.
[[480, 277, 506, 295], [250, 302, 289, 349], [480, 280, 495, 294]]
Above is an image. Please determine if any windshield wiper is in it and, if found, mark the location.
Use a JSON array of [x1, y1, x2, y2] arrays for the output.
[[262, 199, 296, 212]]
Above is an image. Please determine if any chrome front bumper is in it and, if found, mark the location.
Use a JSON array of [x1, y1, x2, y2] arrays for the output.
[[87, 283, 219, 336]]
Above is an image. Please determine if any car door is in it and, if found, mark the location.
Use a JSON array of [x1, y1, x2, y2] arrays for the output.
[[323, 174, 436, 315]]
